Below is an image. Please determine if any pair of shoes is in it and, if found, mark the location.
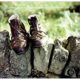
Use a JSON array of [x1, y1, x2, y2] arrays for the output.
[[8, 14, 47, 55]]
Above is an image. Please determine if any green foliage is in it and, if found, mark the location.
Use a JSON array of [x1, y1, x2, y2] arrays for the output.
[[0, 2, 80, 39]]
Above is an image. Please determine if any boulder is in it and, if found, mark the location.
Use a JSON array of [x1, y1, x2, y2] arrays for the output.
[[0, 30, 12, 78], [48, 39, 69, 75], [62, 36, 77, 52], [46, 72, 59, 78], [64, 37, 80, 78], [9, 47, 31, 78], [33, 37, 53, 73]]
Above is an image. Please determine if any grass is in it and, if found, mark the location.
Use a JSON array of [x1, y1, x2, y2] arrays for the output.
[[0, 2, 80, 40]]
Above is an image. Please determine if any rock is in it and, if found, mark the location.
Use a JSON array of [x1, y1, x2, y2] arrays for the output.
[[33, 37, 53, 73], [28, 69, 47, 78], [48, 39, 69, 75], [9, 47, 31, 78], [64, 43, 80, 78], [0, 30, 12, 78], [62, 36, 77, 52], [46, 73, 59, 78], [0, 30, 32, 78]]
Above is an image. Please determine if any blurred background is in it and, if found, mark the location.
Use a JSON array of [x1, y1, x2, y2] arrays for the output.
[[0, 2, 80, 40]]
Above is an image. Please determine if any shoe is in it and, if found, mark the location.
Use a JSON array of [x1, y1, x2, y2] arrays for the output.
[[28, 14, 47, 48], [8, 14, 29, 54]]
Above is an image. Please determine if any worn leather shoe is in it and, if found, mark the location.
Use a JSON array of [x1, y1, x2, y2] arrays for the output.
[[8, 14, 29, 54], [28, 14, 47, 48]]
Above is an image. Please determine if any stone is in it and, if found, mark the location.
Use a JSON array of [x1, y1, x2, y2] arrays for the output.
[[46, 73, 59, 78], [61, 36, 80, 77], [28, 69, 47, 78], [0, 30, 12, 78], [62, 36, 77, 52], [33, 37, 53, 73], [64, 44, 80, 78], [48, 39, 69, 75], [0, 30, 32, 78], [9, 47, 31, 78]]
